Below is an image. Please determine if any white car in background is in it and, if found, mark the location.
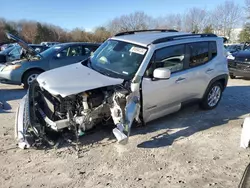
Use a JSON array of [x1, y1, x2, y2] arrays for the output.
[[40, 42, 60, 47]]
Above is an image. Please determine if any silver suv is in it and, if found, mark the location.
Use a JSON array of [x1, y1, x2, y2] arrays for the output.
[[15, 30, 229, 148]]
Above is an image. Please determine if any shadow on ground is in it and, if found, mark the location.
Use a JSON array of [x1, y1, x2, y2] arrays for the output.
[[0, 88, 26, 113], [234, 77, 250, 81], [136, 85, 250, 148]]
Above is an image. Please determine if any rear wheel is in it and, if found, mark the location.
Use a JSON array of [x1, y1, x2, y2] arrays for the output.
[[22, 70, 43, 89], [200, 82, 223, 110]]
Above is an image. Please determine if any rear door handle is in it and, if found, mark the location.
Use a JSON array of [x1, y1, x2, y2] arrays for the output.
[[175, 77, 186, 83], [206, 68, 214, 73]]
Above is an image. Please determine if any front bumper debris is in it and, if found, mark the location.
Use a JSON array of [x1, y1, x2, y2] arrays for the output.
[[112, 95, 140, 144], [15, 95, 30, 149]]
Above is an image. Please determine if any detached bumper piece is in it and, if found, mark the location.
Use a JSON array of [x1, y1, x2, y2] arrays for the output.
[[113, 96, 140, 144], [15, 95, 31, 149], [15, 81, 64, 149]]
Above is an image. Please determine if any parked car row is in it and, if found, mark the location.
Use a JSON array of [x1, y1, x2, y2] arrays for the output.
[[225, 43, 244, 53], [0, 43, 49, 64], [228, 50, 250, 79], [225, 43, 250, 79], [0, 33, 100, 88]]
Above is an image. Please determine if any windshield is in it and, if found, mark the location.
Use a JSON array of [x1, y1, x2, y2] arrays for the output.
[[90, 39, 147, 79], [40, 45, 62, 58]]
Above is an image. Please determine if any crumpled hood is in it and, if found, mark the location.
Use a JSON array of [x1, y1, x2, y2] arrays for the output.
[[37, 62, 124, 97]]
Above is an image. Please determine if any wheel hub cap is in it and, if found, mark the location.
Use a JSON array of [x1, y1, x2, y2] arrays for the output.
[[27, 74, 38, 85], [207, 86, 221, 107]]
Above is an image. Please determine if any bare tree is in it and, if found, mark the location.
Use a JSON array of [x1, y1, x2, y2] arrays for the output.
[[156, 14, 182, 31], [212, 1, 242, 40], [19, 21, 37, 43], [245, 0, 250, 19], [93, 27, 111, 42], [69, 28, 93, 42], [107, 11, 153, 34], [182, 7, 208, 33], [0, 18, 6, 42]]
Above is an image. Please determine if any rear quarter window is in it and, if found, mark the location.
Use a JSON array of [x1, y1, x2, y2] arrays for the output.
[[188, 41, 217, 68], [188, 42, 209, 67], [209, 41, 217, 59]]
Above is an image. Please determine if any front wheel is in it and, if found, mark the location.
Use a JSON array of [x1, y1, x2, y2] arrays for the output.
[[200, 82, 223, 110], [22, 70, 43, 89]]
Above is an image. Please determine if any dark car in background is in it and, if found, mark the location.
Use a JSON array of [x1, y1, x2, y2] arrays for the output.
[[40, 42, 60, 47], [0, 33, 100, 88], [225, 44, 243, 53], [0, 44, 49, 64], [228, 51, 250, 79], [28, 44, 50, 53], [0, 44, 20, 63]]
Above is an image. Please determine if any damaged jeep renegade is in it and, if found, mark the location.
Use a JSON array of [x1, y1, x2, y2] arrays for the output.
[[15, 30, 229, 149]]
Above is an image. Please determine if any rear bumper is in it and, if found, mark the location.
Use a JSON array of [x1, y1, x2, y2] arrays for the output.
[[15, 94, 31, 149]]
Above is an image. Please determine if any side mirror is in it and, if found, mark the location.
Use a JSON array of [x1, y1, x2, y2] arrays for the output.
[[153, 67, 171, 79]]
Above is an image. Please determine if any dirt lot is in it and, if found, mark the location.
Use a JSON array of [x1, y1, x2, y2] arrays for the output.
[[0, 78, 250, 188]]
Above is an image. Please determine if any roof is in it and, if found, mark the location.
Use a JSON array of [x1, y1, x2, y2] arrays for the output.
[[112, 32, 191, 46]]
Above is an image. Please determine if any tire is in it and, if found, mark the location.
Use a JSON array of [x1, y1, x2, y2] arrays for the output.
[[22, 70, 43, 89], [230, 75, 236, 79], [200, 82, 223, 110]]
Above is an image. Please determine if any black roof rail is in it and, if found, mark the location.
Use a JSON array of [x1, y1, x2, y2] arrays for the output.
[[115, 29, 178, 36], [151, 33, 217, 44]]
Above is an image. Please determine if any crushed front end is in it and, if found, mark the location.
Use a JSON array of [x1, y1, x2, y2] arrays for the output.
[[15, 80, 141, 149]]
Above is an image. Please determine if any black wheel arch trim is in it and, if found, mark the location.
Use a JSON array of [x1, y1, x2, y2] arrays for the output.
[[202, 74, 229, 99]]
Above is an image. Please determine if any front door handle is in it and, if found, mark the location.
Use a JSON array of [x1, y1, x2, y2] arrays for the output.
[[175, 77, 186, 83], [206, 68, 214, 73]]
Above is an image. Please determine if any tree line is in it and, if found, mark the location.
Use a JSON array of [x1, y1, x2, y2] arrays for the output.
[[0, 0, 246, 44]]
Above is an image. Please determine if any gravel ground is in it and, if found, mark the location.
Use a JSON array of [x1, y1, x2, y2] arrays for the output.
[[0, 78, 250, 188]]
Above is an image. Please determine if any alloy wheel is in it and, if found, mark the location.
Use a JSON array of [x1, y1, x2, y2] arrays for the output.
[[207, 85, 221, 107], [27, 74, 39, 85]]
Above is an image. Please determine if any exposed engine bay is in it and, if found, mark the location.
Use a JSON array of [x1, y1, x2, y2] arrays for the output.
[[19, 80, 141, 149]]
